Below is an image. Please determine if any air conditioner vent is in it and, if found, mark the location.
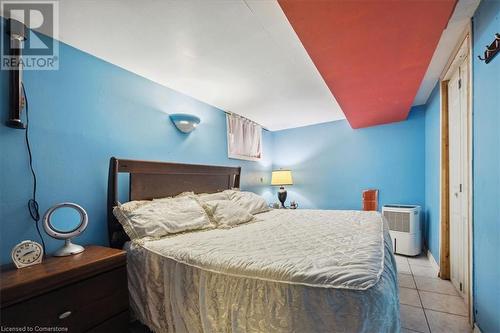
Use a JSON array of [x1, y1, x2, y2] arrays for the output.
[[384, 211, 410, 233]]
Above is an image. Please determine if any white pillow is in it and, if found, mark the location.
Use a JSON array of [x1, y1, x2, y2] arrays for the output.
[[229, 191, 270, 215], [113, 196, 213, 240], [153, 192, 194, 200], [174, 191, 195, 198], [197, 191, 231, 203], [222, 189, 239, 199], [203, 200, 254, 228], [155, 191, 229, 203]]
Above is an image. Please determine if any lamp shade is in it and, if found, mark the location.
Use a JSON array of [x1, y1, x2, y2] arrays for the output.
[[271, 170, 293, 186], [170, 113, 201, 133]]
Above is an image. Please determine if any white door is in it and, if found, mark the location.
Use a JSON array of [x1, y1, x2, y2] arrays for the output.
[[448, 55, 469, 300]]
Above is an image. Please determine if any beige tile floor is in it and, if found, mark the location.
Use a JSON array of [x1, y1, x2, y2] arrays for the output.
[[396, 253, 472, 333]]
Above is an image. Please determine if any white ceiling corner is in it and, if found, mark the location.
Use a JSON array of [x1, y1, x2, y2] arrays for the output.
[[413, 0, 480, 106]]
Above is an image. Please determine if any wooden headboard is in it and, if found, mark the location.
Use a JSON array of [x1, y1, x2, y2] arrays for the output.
[[107, 157, 241, 248]]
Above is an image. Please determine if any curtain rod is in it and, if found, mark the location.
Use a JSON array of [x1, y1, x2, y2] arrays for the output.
[[224, 111, 270, 131]]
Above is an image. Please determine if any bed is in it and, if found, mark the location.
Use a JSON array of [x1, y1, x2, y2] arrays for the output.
[[107, 158, 400, 333]]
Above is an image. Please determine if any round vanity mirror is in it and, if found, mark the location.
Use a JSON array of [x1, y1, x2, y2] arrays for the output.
[[43, 203, 88, 257], [49, 206, 83, 233]]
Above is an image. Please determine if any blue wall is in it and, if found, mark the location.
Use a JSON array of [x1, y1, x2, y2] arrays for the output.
[[422, 2, 500, 330], [0, 35, 273, 264], [472, 1, 500, 332], [272, 107, 425, 211], [424, 83, 441, 262]]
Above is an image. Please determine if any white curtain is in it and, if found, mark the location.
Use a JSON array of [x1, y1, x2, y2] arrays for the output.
[[227, 113, 262, 161]]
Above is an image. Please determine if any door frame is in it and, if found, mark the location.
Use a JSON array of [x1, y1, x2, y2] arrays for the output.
[[438, 24, 473, 323]]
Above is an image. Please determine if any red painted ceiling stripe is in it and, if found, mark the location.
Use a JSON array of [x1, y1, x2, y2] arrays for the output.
[[279, 0, 457, 128]]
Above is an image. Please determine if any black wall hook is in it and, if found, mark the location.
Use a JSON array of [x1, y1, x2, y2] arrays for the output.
[[478, 33, 499, 64]]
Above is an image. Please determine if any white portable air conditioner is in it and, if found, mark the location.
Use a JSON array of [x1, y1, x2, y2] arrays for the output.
[[382, 205, 422, 256]]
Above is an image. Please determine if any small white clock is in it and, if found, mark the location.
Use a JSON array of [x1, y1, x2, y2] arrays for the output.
[[11, 240, 44, 269]]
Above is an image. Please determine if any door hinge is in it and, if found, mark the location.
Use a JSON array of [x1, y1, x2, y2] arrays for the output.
[[458, 79, 462, 89], [460, 282, 463, 291], [460, 184, 463, 192]]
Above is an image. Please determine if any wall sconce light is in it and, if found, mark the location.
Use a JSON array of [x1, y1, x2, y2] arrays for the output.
[[169, 113, 201, 133]]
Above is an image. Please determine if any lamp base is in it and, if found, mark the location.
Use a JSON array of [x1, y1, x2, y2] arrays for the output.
[[277, 186, 287, 208]]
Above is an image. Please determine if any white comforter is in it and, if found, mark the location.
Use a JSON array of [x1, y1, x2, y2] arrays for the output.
[[127, 209, 400, 333]]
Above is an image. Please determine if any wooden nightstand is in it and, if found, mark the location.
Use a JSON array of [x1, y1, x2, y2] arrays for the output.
[[0, 246, 128, 333]]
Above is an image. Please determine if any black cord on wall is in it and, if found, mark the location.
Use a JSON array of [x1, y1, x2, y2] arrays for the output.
[[21, 82, 46, 255]]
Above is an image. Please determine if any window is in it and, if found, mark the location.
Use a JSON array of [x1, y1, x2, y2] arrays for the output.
[[226, 113, 262, 161]]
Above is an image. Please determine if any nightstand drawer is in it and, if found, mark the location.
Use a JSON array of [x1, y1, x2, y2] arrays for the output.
[[1, 266, 128, 332], [86, 310, 129, 333]]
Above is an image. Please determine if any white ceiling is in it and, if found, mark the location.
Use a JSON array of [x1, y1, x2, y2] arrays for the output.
[[49, 0, 346, 131], [3, 0, 479, 130]]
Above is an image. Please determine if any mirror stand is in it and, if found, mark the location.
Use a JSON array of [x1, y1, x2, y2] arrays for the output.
[[53, 239, 85, 257], [43, 202, 88, 257]]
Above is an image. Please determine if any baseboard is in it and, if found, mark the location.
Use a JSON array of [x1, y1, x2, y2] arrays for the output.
[[426, 249, 440, 272], [473, 323, 482, 333]]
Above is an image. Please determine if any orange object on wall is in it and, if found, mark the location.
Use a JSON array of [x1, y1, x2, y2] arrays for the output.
[[362, 189, 379, 211]]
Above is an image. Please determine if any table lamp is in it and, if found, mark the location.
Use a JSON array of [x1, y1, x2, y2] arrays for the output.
[[271, 170, 293, 208]]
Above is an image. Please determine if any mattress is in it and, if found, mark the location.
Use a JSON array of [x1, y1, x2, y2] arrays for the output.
[[127, 209, 400, 333]]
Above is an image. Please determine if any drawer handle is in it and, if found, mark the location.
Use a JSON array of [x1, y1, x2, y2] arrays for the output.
[[58, 311, 72, 320]]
